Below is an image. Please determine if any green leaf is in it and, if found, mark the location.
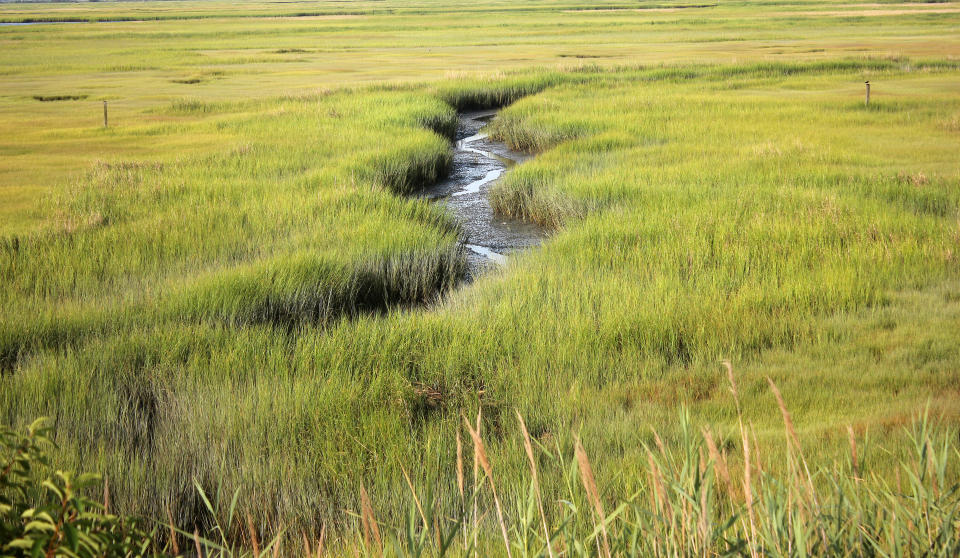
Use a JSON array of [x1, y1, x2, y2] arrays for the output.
[[41, 480, 63, 499], [63, 522, 79, 551], [4, 538, 37, 549], [24, 520, 56, 533]]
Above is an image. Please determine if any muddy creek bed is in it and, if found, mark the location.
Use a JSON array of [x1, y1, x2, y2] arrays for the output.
[[419, 110, 544, 279]]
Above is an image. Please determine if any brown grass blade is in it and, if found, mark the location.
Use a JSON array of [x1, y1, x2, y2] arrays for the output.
[[103, 476, 110, 514], [464, 413, 512, 558], [456, 428, 465, 501], [847, 425, 859, 480], [165, 505, 179, 556], [575, 436, 610, 558], [400, 463, 429, 532], [317, 523, 327, 557], [703, 428, 734, 500], [359, 482, 383, 555], [302, 531, 313, 558], [247, 512, 261, 557], [517, 410, 555, 558], [193, 528, 203, 558]]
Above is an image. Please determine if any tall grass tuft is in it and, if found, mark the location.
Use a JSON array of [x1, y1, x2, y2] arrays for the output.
[[324, 367, 960, 557]]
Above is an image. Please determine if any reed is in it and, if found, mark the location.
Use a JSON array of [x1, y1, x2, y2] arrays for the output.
[[168, 384, 959, 556]]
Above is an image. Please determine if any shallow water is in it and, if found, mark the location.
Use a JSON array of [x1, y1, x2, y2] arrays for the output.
[[419, 110, 544, 278]]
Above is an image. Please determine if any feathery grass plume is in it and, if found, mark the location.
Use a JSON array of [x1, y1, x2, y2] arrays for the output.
[[767, 376, 826, 549], [847, 425, 859, 480], [359, 482, 383, 554], [646, 449, 667, 516], [247, 512, 261, 557], [652, 428, 666, 456], [272, 533, 282, 558], [103, 476, 110, 514], [472, 409, 481, 557], [316, 524, 327, 557], [702, 428, 734, 500], [517, 410, 555, 558], [724, 361, 757, 553], [464, 412, 512, 558], [194, 527, 204, 558], [456, 428, 464, 501], [302, 530, 313, 558], [574, 436, 610, 558], [166, 505, 180, 556], [766, 377, 800, 451], [723, 361, 740, 415]]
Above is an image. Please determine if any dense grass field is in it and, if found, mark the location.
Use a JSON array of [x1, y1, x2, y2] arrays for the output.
[[1, 0, 959, 554]]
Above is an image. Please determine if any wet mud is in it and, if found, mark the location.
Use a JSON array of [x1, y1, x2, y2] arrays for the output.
[[419, 110, 545, 279]]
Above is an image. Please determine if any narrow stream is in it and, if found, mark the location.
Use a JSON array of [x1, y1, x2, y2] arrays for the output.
[[420, 110, 545, 278]]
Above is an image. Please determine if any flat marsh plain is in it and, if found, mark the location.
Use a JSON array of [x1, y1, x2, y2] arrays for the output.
[[1, 0, 960, 553]]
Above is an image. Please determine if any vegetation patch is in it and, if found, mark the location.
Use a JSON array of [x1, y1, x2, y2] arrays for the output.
[[1, 0, 959, 550], [31, 94, 88, 102]]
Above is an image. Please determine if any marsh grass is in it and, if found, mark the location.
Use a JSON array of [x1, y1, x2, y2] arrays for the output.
[[1, 0, 960, 548], [2, 57, 959, 541], [0, 90, 464, 372], [165, 374, 959, 556]]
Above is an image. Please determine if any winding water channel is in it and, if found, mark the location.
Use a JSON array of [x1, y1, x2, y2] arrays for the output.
[[420, 110, 545, 278]]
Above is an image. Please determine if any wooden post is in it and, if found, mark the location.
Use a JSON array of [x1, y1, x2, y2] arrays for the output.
[[103, 100, 108, 128], [864, 81, 870, 106]]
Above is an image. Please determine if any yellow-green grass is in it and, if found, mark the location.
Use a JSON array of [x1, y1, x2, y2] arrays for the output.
[[3, 59, 960, 539], [3, 0, 960, 232], [1, 0, 960, 547]]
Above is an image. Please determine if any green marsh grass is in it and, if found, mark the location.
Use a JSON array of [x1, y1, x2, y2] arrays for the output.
[[1, 0, 959, 550], [162, 383, 960, 556], [4, 59, 959, 543]]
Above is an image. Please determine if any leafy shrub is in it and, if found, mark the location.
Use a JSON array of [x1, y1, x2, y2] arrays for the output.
[[0, 419, 157, 557]]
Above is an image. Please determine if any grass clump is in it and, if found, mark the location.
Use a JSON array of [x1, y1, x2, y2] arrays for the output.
[[32, 94, 88, 102]]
